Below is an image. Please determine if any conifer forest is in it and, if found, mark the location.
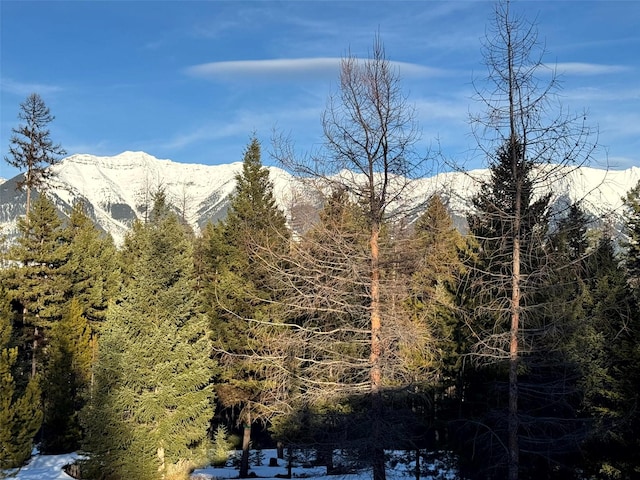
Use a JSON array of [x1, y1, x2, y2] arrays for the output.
[[2, 3, 640, 480]]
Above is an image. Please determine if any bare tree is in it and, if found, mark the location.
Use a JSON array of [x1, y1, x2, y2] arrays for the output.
[[274, 35, 431, 480], [465, 2, 597, 479], [175, 180, 196, 225], [5, 93, 66, 219]]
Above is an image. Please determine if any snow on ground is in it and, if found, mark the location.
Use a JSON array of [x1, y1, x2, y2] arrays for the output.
[[2, 452, 82, 480], [2, 449, 456, 479], [191, 449, 456, 480]]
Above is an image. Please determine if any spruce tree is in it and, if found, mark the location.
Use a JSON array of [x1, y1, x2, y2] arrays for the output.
[[6, 193, 71, 378], [463, 1, 596, 476], [83, 192, 214, 480], [460, 138, 563, 479], [410, 194, 468, 380], [64, 201, 119, 324], [201, 137, 290, 478], [583, 183, 640, 477], [41, 298, 93, 454], [0, 285, 43, 469]]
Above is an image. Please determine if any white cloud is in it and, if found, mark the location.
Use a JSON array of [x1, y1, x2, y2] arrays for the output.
[[0, 78, 63, 96], [564, 86, 640, 102], [185, 58, 341, 81], [185, 58, 446, 82], [552, 62, 631, 76], [161, 105, 322, 151]]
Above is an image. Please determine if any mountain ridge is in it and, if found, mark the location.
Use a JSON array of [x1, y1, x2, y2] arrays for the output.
[[1, 151, 638, 246]]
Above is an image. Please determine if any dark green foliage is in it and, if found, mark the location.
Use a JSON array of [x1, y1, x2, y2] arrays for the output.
[[226, 138, 289, 245], [623, 181, 640, 296], [457, 138, 582, 479], [6, 194, 71, 377], [464, 140, 550, 353], [468, 140, 551, 274], [83, 194, 214, 479], [565, 191, 640, 478], [199, 137, 290, 477], [64, 202, 119, 324], [0, 286, 43, 469], [541, 203, 640, 478], [9, 194, 71, 322], [409, 195, 468, 380], [202, 137, 289, 398], [41, 298, 93, 454]]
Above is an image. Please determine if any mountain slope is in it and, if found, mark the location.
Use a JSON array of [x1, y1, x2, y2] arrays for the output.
[[1, 151, 637, 246], [1, 152, 294, 245]]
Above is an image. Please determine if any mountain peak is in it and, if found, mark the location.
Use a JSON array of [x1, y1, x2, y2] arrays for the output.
[[62, 151, 168, 170], [1, 152, 638, 247]]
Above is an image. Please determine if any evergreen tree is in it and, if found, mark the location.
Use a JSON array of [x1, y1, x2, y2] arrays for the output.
[[6, 193, 71, 377], [405, 194, 469, 443], [460, 138, 567, 479], [409, 194, 468, 382], [64, 201, 119, 324], [4, 93, 66, 217], [463, 1, 596, 477], [0, 285, 43, 469], [83, 193, 214, 480], [201, 137, 290, 478], [555, 229, 639, 479], [41, 298, 93, 454], [623, 180, 640, 295], [580, 184, 640, 477]]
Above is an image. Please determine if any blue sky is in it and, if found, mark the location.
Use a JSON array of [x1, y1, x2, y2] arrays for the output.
[[1, 1, 639, 180]]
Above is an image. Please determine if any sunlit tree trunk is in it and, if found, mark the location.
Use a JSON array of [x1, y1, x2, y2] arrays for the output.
[[240, 407, 252, 478]]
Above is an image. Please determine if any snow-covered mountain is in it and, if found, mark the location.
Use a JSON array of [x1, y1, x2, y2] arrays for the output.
[[0, 152, 298, 245], [0, 151, 638, 246]]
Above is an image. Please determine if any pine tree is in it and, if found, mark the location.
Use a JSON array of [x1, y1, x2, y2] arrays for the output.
[[0, 285, 43, 469], [201, 137, 290, 478], [83, 192, 214, 480], [4, 93, 66, 217]]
